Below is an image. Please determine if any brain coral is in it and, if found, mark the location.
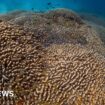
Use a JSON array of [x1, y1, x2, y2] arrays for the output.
[[0, 9, 105, 56], [0, 21, 105, 105], [45, 44, 105, 105], [0, 21, 47, 105]]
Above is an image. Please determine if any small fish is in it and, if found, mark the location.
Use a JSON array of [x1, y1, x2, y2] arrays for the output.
[[47, 2, 52, 5]]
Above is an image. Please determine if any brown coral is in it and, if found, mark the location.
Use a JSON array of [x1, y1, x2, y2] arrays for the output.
[[0, 19, 105, 105], [0, 9, 105, 56], [45, 44, 105, 105], [0, 21, 47, 105]]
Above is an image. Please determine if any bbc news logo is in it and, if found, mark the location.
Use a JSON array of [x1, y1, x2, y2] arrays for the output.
[[0, 90, 14, 97]]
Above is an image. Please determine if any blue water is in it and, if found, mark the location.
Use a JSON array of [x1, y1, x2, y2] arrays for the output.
[[0, 0, 105, 18]]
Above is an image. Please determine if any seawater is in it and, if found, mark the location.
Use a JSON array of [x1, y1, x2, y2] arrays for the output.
[[0, 0, 105, 17], [0, 0, 105, 27]]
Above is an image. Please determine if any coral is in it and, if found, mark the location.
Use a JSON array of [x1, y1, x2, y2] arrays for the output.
[[44, 44, 105, 105], [0, 10, 27, 22], [90, 24, 105, 45], [0, 21, 105, 105], [0, 21, 47, 105], [0, 9, 105, 56]]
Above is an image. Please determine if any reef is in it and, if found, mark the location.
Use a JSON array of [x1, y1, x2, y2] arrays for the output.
[[0, 21, 47, 105], [0, 9, 105, 56], [0, 9, 105, 105], [45, 44, 105, 105]]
